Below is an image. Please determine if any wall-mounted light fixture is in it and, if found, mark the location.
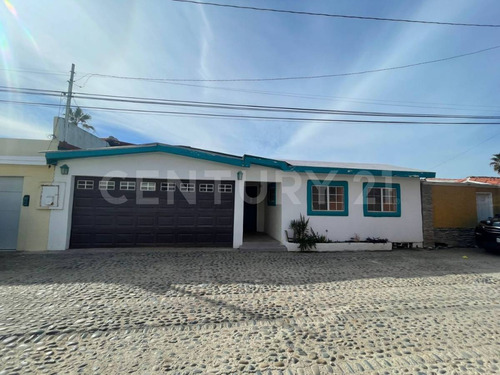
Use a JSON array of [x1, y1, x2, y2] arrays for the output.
[[237, 171, 243, 180], [60, 164, 69, 175]]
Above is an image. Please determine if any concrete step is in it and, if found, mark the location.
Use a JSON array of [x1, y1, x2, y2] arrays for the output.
[[239, 243, 288, 252]]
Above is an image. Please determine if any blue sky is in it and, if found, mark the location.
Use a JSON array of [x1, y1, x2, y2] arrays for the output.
[[0, 0, 499, 177]]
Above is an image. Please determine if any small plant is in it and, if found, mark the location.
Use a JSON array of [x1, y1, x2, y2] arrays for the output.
[[366, 237, 389, 243], [290, 214, 316, 252], [310, 228, 332, 243]]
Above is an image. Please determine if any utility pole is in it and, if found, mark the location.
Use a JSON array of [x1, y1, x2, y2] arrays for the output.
[[64, 63, 75, 127]]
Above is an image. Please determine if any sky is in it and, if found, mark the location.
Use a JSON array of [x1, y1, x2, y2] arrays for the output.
[[0, 0, 499, 178]]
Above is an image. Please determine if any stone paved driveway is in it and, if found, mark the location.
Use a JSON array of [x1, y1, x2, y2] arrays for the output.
[[0, 248, 499, 375]]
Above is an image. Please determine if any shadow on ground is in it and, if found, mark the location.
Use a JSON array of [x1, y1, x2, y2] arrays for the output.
[[1, 247, 498, 290]]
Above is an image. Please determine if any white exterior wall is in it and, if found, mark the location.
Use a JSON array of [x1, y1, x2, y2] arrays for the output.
[[47, 152, 424, 250], [280, 174, 424, 243], [264, 183, 282, 241], [48, 153, 248, 250]]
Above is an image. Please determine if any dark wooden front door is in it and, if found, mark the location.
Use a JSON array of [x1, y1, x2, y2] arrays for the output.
[[243, 185, 258, 233]]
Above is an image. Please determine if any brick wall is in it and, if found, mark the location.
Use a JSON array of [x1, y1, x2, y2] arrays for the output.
[[421, 183, 435, 247], [434, 228, 476, 248]]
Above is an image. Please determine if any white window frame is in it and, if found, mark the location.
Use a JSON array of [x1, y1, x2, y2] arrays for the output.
[[99, 180, 115, 190], [140, 181, 156, 191], [76, 180, 94, 190], [160, 182, 176, 192], [199, 183, 214, 193], [180, 183, 195, 192], [367, 187, 397, 212], [311, 185, 345, 212], [120, 181, 136, 191], [218, 184, 233, 193]]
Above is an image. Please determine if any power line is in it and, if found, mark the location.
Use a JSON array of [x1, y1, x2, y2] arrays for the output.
[[1, 99, 500, 125], [2, 85, 500, 120], [161, 81, 500, 112], [430, 131, 500, 169], [0, 67, 69, 76], [171, 0, 500, 28], [3, 81, 500, 114], [79, 44, 500, 82]]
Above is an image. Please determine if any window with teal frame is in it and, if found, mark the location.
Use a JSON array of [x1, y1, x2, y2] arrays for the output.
[[363, 182, 401, 217], [307, 180, 348, 216], [267, 183, 276, 206]]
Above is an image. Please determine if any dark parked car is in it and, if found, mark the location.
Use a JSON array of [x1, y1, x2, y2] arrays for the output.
[[475, 215, 500, 252]]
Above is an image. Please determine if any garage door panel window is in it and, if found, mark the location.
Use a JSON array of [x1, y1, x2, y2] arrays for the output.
[[307, 180, 348, 216], [160, 182, 176, 192], [218, 184, 232, 193], [120, 181, 136, 191], [99, 181, 115, 190], [180, 183, 195, 192], [140, 182, 156, 191], [77, 180, 94, 190], [199, 183, 214, 193], [363, 183, 401, 217]]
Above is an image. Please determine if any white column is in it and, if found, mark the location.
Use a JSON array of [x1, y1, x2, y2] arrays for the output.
[[232, 178, 245, 248]]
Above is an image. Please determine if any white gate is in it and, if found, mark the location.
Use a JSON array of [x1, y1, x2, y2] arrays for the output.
[[476, 192, 493, 221]]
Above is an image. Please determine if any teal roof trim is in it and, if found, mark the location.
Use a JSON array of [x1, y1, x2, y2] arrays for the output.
[[44, 143, 435, 178], [45, 144, 244, 167]]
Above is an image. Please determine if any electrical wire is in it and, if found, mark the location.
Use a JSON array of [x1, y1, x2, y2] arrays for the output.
[[77, 44, 500, 82], [1, 85, 500, 120], [1, 99, 500, 125], [161, 81, 500, 112], [171, 0, 500, 28], [430, 131, 500, 169], [0, 67, 69, 76]]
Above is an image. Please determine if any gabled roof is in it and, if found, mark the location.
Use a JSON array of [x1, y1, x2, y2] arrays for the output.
[[44, 143, 435, 178]]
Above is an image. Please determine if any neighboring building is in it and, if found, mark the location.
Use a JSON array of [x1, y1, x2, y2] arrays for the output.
[[0, 117, 110, 251], [0, 139, 57, 250], [44, 143, 434, 250], [422, 177, 500, 247]]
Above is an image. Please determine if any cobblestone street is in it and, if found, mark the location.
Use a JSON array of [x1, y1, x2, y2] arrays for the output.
[[0, 248, 499, 375]]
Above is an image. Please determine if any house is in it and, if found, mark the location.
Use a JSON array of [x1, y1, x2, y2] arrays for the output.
[[0, 117, 109, 250], [0, 139, 58, 250], [44, 143, 434, 250], [421, 177, 500, 247]]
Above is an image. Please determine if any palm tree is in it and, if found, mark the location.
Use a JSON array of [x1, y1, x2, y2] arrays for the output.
[[68, 107, 95, 132], [490, 153, 500, 174]]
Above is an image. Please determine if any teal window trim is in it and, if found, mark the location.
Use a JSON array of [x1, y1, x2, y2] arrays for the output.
[[307, 180, 348, 216], [362, 182, 401, 217], [267, 182, 277, 206]]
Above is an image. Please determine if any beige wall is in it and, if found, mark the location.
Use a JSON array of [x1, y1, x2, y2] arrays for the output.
[[0, 138, 56, 156], [0, 164, 54, 250]]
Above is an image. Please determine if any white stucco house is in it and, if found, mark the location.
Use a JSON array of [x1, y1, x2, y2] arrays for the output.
[[44, 143, 435, 250]]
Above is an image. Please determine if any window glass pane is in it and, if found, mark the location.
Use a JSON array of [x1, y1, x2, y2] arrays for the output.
[[218, 184, 232, 193], [77, 180, 93, 190], [328, 186, 344, 211], [160, 182, 176, 192], [120, 181, 136, 191], [199, 184, 214, 192], [140, 182, 156, 191], [180, 183, 195, 192], [367, 188, 382, 212], [383, 188, 397, 212], [312, 185, 327, 210], [99, 181, 115, 190]]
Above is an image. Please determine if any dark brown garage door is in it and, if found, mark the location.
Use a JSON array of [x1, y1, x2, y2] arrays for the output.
[[70, 177, 234, 248]]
